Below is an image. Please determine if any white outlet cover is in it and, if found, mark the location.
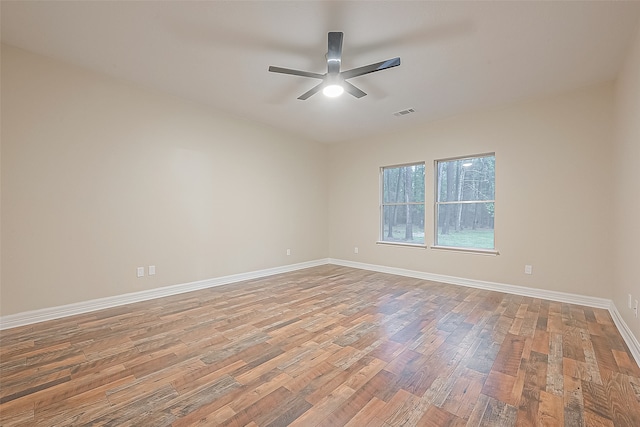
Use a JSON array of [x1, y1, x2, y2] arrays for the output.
[[136, 267, 144, 278], [524, 265, 532, 275], [149, 265, 156, 275], [629, 294, 633, 309]]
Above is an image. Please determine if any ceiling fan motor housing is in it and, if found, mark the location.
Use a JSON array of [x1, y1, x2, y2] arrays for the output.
[[268, 32, 401, 100]]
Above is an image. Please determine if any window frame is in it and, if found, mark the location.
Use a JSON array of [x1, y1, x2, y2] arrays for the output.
[[432, 153, 498, 255], [378, 161, 427, 248]]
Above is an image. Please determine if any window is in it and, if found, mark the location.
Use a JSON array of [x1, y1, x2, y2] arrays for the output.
[[380, 162, 425, 245], [435, 154, 495, 251]]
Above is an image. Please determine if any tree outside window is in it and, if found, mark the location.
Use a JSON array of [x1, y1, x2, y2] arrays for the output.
[[435, 154, 495, 250], [380, 163, 425, 245]]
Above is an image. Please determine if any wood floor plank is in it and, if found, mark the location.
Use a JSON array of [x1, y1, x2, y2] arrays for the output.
[[582, 379, 615, 422], [482, 369, 518, 407], [375, 388, 423, 426], [563, 373, 584, 426], [546, 331, 564, 396], [479, 395, 518, 426], [0, 398, 34, 426], [343, 396, 386, 427], [531, 328, 549, 355], [441, 367, 486, 420], [538, 389, 564, 425], [465, 392, 491, 426], [493, 333, 525, 377], [601, 369, 640, 426], [1, 265, 638, 426], [416, 403, 466, 426], [288, 383, 355, 426], [315, 382, 380, 426], [612, 348, 640, 377], [33, 374, 133, 423], [515, 350, 547, 427], [591, 335, 621, 374]]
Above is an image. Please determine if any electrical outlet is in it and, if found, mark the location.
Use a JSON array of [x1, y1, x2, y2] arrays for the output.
[[354, 247, 359, 254], [286, 249, 291, 256], [136, 267, 144, 278], [148, 265, 156, 276], [524, 265, 532, 275]]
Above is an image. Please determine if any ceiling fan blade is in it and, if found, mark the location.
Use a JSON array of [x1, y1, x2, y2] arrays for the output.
[[343, 81, 367, 98], [297, 82, 325, 100], [268, 66, 325, 79], [327, 32, 343, 74], [340, 57, 401, 80]]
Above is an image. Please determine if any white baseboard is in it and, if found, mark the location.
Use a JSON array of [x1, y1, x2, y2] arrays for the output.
[[609, 303, 640, 365], [329, 258, 611, 308], [2, 257, 638, 368], [0, 258, 330, 330], [329, 258, 639, 366]]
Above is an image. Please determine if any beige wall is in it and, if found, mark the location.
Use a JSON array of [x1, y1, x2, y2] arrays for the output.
[[1, 45, 328, 316], [2, 38, 637, 353], [613, 26, 640, 341], [328, 84, 614, 298]]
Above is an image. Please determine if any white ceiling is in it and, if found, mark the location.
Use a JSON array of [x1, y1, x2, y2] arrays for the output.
[[2, 1, 640, 144]]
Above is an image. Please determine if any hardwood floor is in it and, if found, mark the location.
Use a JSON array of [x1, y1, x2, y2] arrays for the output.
[[1, 265, 640, 426]]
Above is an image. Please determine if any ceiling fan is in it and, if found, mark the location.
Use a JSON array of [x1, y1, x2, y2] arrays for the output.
[[268, 32, 401, 100]]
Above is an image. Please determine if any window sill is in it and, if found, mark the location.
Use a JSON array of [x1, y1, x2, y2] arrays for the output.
[[376, 241, 427, 249], [430, 245, 500, 256]]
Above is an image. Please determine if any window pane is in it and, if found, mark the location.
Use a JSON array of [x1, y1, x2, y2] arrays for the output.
[[383, 164, 425, 203], [435, 203, 494, 249], [437, 155, 495, 202], [382, 204, 425, 244]]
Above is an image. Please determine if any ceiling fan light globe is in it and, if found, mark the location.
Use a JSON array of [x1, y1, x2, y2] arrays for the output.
[[323, 84, 344, 98]]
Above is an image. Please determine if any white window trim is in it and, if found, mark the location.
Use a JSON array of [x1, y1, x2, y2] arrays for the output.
[[379, 161, 426, 246], [376, 240, 427, 249], [434, 153, 496, 253], [430, 245, 499, 255]]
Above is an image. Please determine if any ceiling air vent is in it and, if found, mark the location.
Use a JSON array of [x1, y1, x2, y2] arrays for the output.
[[393, 108, 415, 117]]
